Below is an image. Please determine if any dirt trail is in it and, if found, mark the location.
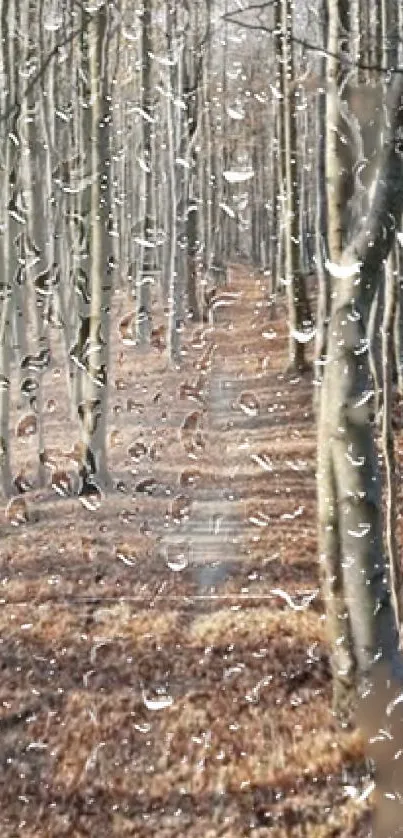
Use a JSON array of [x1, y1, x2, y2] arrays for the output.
[[0, 265, 372, 837]]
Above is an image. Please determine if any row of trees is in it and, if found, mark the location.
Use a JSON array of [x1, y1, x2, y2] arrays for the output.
[[1, 1, 403, 822], [4, 0, 398, 491], [1, 0, 300, 491]]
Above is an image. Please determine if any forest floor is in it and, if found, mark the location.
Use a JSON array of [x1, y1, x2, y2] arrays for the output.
[[0, 264, 378, 836]]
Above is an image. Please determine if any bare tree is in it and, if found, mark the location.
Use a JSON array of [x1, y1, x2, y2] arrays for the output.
[[317, 67, 403, 721], [136, 0, 153, 345], [279, 0, 311, 371], [78, 1, 112, 488], [0, 0, 17, 496]]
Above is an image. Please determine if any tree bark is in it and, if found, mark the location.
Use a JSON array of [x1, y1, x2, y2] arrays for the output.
[[136, 0, 153, 345], [318, 72, 403, 718], [0, 0, 18, 497], [280, 0, 310, 371], [314, 0, 330, 401], [382, 249, 402, 628], [79, 1, 112, 486]]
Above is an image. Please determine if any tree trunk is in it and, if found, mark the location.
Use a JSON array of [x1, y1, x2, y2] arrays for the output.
[[314, 0, 330, 401], [79, 1, 112, 486], [136, 0, 153, 345], [0, 0, 18, 497], [382, 249, 401, 627], [393, 239, 403, 394], [165, 1, 185, 366], [280, 0, 309, 371], [318, 71, 403, 722], [368, 281, 384, 419]]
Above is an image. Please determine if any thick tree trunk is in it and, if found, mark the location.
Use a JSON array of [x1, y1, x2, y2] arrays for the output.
[[318, 70, 403, 725]]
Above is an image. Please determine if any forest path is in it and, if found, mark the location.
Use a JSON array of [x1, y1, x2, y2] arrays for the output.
[[0, 265, 372, 837], [160, 265, 275, 595], [159, 264, 318, 602]]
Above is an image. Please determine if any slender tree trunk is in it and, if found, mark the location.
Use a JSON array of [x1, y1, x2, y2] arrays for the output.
[[165, 1, 184, 365], [393, 239, 403, 394], [136, 0, 153, 345], [280, 0, 310, 371], [314, 0, 330, 400], [325, 0, 350, 264], [368, 280, 384, 419], [382, 249, 402, 627], [80, 1, 112, 486], [0, 0, 18, 496], [184, 2, 208, 323]]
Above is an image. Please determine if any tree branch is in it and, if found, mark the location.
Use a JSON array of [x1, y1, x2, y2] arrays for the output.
[[0, 23, 83, 125], [223, 12, 403, 76]]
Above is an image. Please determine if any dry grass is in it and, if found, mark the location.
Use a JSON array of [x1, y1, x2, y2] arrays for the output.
[[0, 265, 376, 836]]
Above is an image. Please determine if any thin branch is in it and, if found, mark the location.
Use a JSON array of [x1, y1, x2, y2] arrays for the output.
[[226, 1, 276, 12], [223, 13, 403, 76], [0, 23, 83, 125]]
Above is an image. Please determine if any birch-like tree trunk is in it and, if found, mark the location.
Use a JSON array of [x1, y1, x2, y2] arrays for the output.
[[393, 239, 403, 394], [0, 0, 16, 496], [325, 0, 350, 263], [184, 2, 210, 323], [136, 0, 153, 345], [382, 249, 401, 628], [79, 1, 112, 486], [314, 0, 330, 400], [165, 1, 187, 366], [280, 0, 310, 371]]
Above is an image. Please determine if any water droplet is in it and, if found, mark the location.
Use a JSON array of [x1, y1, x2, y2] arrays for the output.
[[250, 452, 273, 471], [281, 505, 304, 521], [226, 106, 245, 120], [128, 439, 147, 461], [325, 259, 361, 279], [346, 445, 365, 467], [16, 413, 37, 438], [271, 588, 319, 611], [134, 477, 157, 495], [115, 545, 136, 566], [51, 470, 72, 497], [219, 202, 236, 218], [169, 494, 191, 523], [164, 543, 189, 572], [353, 389, 373, 408], [291, 326, 316, 344], [142, 689, 174, 711], [347, 523, 371, 538], [78, 477, 102, 511], [118, 312, 136, 345], [237, 392, 259, 417], [5, 497, 29, 526], [223, 169, 254, 183]]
